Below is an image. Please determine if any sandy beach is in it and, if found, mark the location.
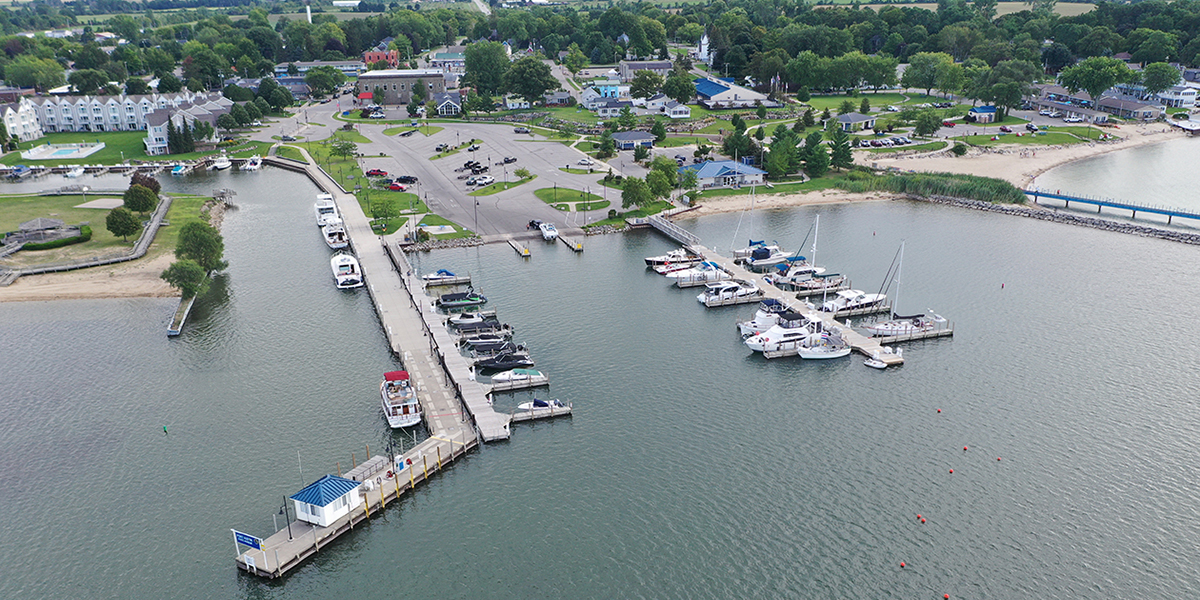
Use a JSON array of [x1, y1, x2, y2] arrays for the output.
[[0, 252, 176, 303]]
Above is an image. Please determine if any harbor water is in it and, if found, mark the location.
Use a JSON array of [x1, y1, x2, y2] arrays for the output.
[[2, 160, 1200, 598]]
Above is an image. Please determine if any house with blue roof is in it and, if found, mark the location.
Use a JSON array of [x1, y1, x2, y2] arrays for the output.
[[290, 475, 363, 528], [967, 105, 996, 124], [692, 76, 768, 109], [679, 160, 766, 189]]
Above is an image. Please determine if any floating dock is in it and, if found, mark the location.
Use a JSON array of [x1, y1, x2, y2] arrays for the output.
[[510, 402, 573, 423], [508, 239, 530, 257], [832, 303, 891, 318], [876, 327, 955, 345], [558, 235, 583, 252], [487, 376, 550, 393], [423, 274, 472, 287]]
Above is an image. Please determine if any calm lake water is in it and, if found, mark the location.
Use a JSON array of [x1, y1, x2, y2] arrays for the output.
[[2, 156, 1200, 599]]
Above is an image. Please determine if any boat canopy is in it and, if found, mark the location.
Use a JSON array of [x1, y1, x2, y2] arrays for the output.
[[892, 313, 925, 320], [814, 272, 840, 279], [384, 370, 410, 381], [748, 240, 764, 246], [435, 269, 455, 276], [784, 255, 808, 262]]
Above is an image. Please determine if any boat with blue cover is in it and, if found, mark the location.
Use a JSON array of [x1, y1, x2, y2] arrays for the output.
[[422, 269, 458, 282]]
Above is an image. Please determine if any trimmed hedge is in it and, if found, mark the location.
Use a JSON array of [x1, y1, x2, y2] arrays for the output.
[[836, 170, 1026, 204], [21, 225, 92, 250]]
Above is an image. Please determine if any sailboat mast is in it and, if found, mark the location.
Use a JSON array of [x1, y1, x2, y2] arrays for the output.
[[894, 241, 904, 319], [811, 214, 818, 266]]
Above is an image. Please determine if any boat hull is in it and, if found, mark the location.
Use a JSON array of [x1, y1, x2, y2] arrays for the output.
[[799, 347, 852, 359]]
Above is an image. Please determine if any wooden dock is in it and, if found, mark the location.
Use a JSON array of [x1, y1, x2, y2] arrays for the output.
[[508, 239, 530, 257], [876, 326, 955, 344], [558, 235, 583, 252], [833, 303, 891, 318], [790, 283, 851, 298]]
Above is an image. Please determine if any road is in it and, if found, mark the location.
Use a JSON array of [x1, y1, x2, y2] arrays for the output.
[[472, 0, 491, 15]]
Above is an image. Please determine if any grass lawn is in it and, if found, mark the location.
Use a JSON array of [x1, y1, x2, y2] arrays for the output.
[[863, 140, 948, 153], [275, 146, 306, 162], [534, 187, 602, 205], [657, 136, 706, 148], [1040, 125, 1114, 140], [576, 200, 611, 211], [363, 190, 425, 214], [585, 200, 673, 228], [560, 167, 601, 174], [963, 132, 1081, 146], [3, 131, 154, 167], [597, 177, 624, 189], [370, 216, 408, 235], [468, 176, 535, 196], [384, 125, 444, 137], [416, 214, 473, 239], [228, 141, 275, 158]]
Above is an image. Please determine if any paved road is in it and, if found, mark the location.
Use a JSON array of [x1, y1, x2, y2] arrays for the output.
[[471, 0, 491, 15]]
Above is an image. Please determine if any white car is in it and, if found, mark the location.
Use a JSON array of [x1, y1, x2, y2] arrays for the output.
[[475, 175, 495, 186], [1064, 116, 1083, 123], [578, 158, 594, 166], [886, 105, 900, 112]]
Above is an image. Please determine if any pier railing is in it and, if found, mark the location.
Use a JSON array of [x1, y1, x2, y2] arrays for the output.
[[1025, 189, 1200, 223], [648, 214, 701, 246]]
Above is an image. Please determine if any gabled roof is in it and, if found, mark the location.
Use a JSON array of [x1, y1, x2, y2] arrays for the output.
[[968, 105, 997, 113], [679, 160, 766, 178], [836, 112, 875, 124], [693, 78, 729, 99], [290, 475, 361, 507], [600, 100, 632, 109], [20, 217, 64, 231], [665, 100, 689, 110], [611, 131, 656, 141], [433, 91, 461, 107]]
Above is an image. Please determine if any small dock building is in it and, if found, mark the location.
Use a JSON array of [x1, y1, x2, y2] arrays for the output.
[[290, 475, 363, 528]]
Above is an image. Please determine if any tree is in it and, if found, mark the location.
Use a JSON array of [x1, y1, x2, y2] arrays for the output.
[[166, 120, 179, 155], [244, 102, 262, 123], [230, 104, 250, 126], [161, 259, 209, 299], [371, 196, 397, 222], [130, 172, 161, 194], [829, 128, 853, 171], [269, 87, 294, 109], [1141, 62, 1181, 97], [217, 113, 239, 132], [621, 177, 652, 209], [649, 155, 678, 184], [106, 207, 141, 241], [465, 93, 494, 114], [597, 130, 616, 158], [331, 138, 357, 160], [754, 127, 765, 141], [617, 106, 638, 129], [123, 184, 158, 215], [634, 145, 650, 162], [502, 56, 558, 103], [765, 143, 791, 180], [464, 41, 510, 96], [69, 69, 109, 94], [756, 105, 767, 120], [838, 100, 855, 115], [903, 52, 954, 96], [859, 98, 871, 114], [157, 72, 183, 93], [803, 109, 815, 128], [176, 221, 227, 273], [125, 78, 150, 95], [6, 55, 65, 91], [304, 65, 346, 96], [792, 117, 805, 134], [407, 102, 420, 117], [913, 109, 943, 137], [182, 46, 229, 90], [413, 78, 428, 104], [662, 72, 694, 105], [514, 167, 531, 180], [563, 43, 588, 75], [651, 119, 667, 142], [1059, 57, 1137, 112], [679, 168, 698, 192], [630, 70, 664, 100], [646, 169, 672, 198], [1042, 43, 1074, 74], [804, 133, 829, 178]]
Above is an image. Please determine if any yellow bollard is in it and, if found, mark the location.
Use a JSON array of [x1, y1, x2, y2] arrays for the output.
[[437, 446, 442, 470], [409, 462, 415, 488], [423, 455, 428, 480]]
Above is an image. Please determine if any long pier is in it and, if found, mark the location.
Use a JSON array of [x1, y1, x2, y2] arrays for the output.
[[1025, 189, 1200, 224]]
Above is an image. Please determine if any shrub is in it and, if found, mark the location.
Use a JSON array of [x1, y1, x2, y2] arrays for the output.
[[835, 171, 1026, 204], [607, 209, 618, 219], [21, 225, 92, 250], [951, 143, 967, 156]]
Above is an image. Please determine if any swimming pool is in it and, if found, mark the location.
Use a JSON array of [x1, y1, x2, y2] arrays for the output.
[[52, 148, 80, 156]]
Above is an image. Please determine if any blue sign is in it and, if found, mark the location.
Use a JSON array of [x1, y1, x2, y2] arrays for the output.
[[233, 529, 262, 550]]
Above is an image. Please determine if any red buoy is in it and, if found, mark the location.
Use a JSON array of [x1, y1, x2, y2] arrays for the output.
[[964, 446, 968, 451], [945, 595, 950, 599], [920, 518, 926, 523], [949, 469, 954, 474], [917, 514, 922, 519], [900, 562, 905, 568], [997, 457, 1002, 461], [937, 409, 941, 413]]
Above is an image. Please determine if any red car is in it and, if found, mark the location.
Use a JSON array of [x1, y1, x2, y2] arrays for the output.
[[942, 121, 955, 127], [999, 125, 1013, 133], [366, 169, 387, 177], [389, 183, 407, 191]]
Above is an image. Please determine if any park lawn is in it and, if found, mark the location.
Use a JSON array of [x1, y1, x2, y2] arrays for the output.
[[1040, 125, 1114, 140], [697, 177, 840, 198], [964, 132, 1082, 146], [585, 200, 672, 228], [371, 216, 408, 235], [575, 141, 597, 152], [468, 176, 535, 196], [576, 200, 611, 211], [416, 214, 473, 239], [863, 140, 948, 153], [597, 176, 624, 189], [657, 136, 706, 148], [3, 131, 154, 166], [275, 146, 306, 162], [364, 190, 424, 214], [560, 167, 600, 174], [153, 193, 212, 259], [534, 187, 602, 205], [227, 141, 275, 158]]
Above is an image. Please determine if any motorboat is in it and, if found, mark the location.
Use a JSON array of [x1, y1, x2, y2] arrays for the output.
[[744, 245, 792, 270], [469, 341, 526, 358], [744, 312, 825, 352], [736, 298, 792, 338], [696, 279, 761, 304], [791, 272, 847, 292], [315, 194, 339, 227], [764, 262, 826, 286], [860, 242, 946, 337], [517, 398, 566, 411], [820, 289, 886, 313], [864, 356, 888, 369], [732, 240, 782, 263], [453, 320, 510, 336], [645, 248, 700, 267], [64, 167, 85, 178], [422, 269, 459, 282], [797, 337, 853, 359], [380, 370, 422, 428], [437, 288, 487, 309], [209, 155, 232, 170], [171, 164, 187, 176], [491, 369, 548, 386], [653, 261, 702, 275], [448, 311, 494, 326], [474, 352, 535, 370], [322, 217, 349, 249], [539, 222, 559, 241], [330, 252, 363, 289], [240, 155, 262, 171], [665, 261, 730, 285], [459, 334, 511, 348]]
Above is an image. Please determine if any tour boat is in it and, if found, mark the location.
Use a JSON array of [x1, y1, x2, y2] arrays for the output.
[[820, 289, 886, 313], [171, 164, 187, 176], [380, 370, 422, 428], [665, 261, 730, 284], [517, 398, 566, 411], [322, 217, 349, 249], [422, 269, 458, 282], [315, 194, 339, 227], [861, 242, 946, 337], [474, 352, 535, 370], [744, 312, 825, 353], [330, 252, 363, 289], [736, 298, 792, 338], [437, 288, 487, 308], [209, 155, 232, 170], [539, 222, 559, 241], [490, 368, 548, 386], [64, 167, 85, 178], [645, 248, 700, 267], [696, 279, 761, 304], [240, 155, 262, 171]]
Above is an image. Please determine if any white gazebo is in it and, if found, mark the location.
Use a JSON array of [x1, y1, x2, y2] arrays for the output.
[[289, 475, 362, 528]]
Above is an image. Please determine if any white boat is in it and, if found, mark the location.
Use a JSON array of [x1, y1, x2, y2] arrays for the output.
[[744, 245, 792, 270], [861, 242, 946, 337], [240, 155, 262, 171], [209, 155, 232, 170], [322, 217, 349, 249], [330, 252, 363, 289], [449, 311, 492, 326], [422, 269, 459, 282], [539, 222, 558, 241], [645, 248, 700, 267], [380, 370, 422, 428], [733, 240, 782, 262], [64, 167, 85, 178], [864, 356, 888, 369], [696, 279, 761, 304], [517, 398, 567, 411], [653, 261, 699, 275], [665, 261, 730, 284], [744, 312, 825, 352], [315, 194, 339, 227], [736, 298, 792, 338], [798, 339, 852, 359], [491, 368, 548, 386], [820, 289, 886, 313], [791, 273, 847, 291]]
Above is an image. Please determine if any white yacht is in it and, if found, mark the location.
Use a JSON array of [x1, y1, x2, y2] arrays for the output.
[[820, 289, 886, 313], [517, 398, 567, 411], [330, 252, 363, 289], [448, 312, 492, 326], [209, 155, 232, 170], [539, 222, 559, 241], [490, 368, 548, 386], [696, 279, 761, 304], [380, 371, 422, 428], [645, 248, 700, 267], [733, 241, 782, 262], [241, 155, 262, 171], [736, 298, 792, 338], [322, 217, 349, 249], [64, 167, 85, 178], [422, 269, 459, 282], [315, 194, 339, 227], [744, 312, 824, 352], [665, 261, 730, 284], [744, 246, 792, 270]]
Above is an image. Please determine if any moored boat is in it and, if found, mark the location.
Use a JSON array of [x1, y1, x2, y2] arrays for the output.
[[744, 312, 824, 353], [697, 279, 761, 304], [820, 289, 886, 313], [64, 167, 85, 178], [315, 193, 339, 227], [171, 164, 188, 176], [645, 248, 700, 267], [437, 288, 487, 309], [732, 240, 782, 263], [322, 217, 349, 249], [330, 252, 363, 289], [665, 261, 730, 284], [860, 242, 946, 337], [736, 298, 792, 337], [380, 370, 422, 428], [448, 311, 494, 326], [422, 269, 458, 282], [209, 155, 232, 170], [744, 245, 792, 270], [474, 352, 534, 370], [241, 155, 262, 171], [490, 368, 548, 386], [517, 398, 566, 411]]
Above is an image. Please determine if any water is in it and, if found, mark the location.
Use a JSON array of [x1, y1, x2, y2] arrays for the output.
[[3, 163, 1200, 598]]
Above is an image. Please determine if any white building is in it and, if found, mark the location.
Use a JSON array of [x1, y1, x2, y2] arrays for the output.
[[664, 100, 691, 119], [696, 32, 710, 65], [143, 96, 235, 155], [433, 91, 461, 116], [29, 91, 219, 133], [618, 60, 672, 83], [289, 475, 363, 528], [0, 97, 44, 142], [692, 76, 768, 109], [678, 160, 766, 189], [504, 95, 530, 110], [596, 100, 633, 118], [274, 60, 365, 78]]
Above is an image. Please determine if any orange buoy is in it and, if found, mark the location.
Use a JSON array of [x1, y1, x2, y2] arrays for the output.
[[920, 518, 926, 523], [900, 562, 905, 567], [945, 595, 950, 599]]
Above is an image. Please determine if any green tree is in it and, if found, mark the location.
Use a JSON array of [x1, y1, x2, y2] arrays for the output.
[[804, 134, 829, 178], [630, 70, 664, 100], [464, 41, 510, 96], [621, 177, 652, 209], [651, 119, 667, 142], [230, 104, 250, 126], [662, 72, 694, 105], [371, 196, 397, 222], [166, 120, 179, 154], [646, 169, 672, 199], [331, 138, 357, 160], [125, 77, 150, 95], [130, 172, 161, 194], [105, 207, 141, 241], [304, 65, 346, 96], [1140, 62, 1181, 97], [412, 78, 428, 103], [6, 55, 65, 91], [123, 184, 158, 215], [634, 145, 650, 162], [765, 144, 791, 180], [269, 87, 294, 109], [756, 104, 767, 120], [244, 102, 262, 123], [859, 98, 871, 114], [161, 259, 209, 299], [502, 56, 558, 103], [902, 52, 954, 96], [597, 130, 616, 158], [157, 72, 183, 93], [69, 69, 109, 94], [465, 93, 494, 114], [1059, 57, 1136, 113], [176, 221, 227, 273], [563, 43, 588, 75], [913, 109, 943, 137], [754, 127, 765, 141], [803, 109, 816, 128], [829, 128, 853, 171], [617, 106, 637, 129], [182, 46, 229, 90], [216, 113, 238, 132], [407, 102, 420, 117], [514, 167, 531, 179], [679, 168, 698, 192]]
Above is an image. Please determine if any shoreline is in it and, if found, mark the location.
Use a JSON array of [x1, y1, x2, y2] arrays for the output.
[[0, 125, 1181, 303]]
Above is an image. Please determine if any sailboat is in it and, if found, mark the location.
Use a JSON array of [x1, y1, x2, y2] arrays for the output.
[[765, 215, 832, 287], [862, 241, 945, 337], [728, 186, 786, 262]]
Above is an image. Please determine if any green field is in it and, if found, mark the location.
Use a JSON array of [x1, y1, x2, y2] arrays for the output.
[[534, 187, 602, 205], [415, 214, 473, 239], [962, 132, 1082, 146], [275, 146, 306, 162], [864, 140, 948, 153], [468, 176, 535, 196]]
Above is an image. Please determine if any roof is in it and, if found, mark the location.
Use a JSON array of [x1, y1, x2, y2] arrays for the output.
[[679, 160, 767, 178], [290, 475, 361, 507], [358, 68, 445, 79], [433, 92, 461, 106], [1097, 97, 1163, 111], [20, 217, 64, 231], [600, 100, 632, 109], [693, 78, 730, 99], [611, 131, 656, 141], [836, 112, 875, 124], [665, 101, 689, 110], [622, 60, 672, 70], [968, 105, 996, 113]]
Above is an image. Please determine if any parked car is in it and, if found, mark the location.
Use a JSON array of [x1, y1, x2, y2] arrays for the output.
[[475, 175, 495, 186], [502, 156, 517, 164], [436, 144, 448, 152], [942, 121, 955, 127], [368, 113, 386, 119], [513, 127, 530, 134], [578, 158, 594, 165], [395, 175, 418, 184], [1064, 116, 1083, 123], [389, 183, 407, 191], [674, 155, 687, 161], [1038, 109, 1053, 116], [366, 169, 388, 177], [998, 125, 1013, 133], [468, 144, 480, 151], [1049, 111, 1063, 118], [281, 135, 296, 141], [251, 121, 262, 127], [399, 130, 416, 137], [466, 176, 478, 185], [1025, 123, 1039, 132], [886, 105, 901, 112]]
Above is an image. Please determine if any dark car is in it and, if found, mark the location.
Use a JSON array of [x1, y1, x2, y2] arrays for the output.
[[502, 156, 517, 164], [366, 169, 387, 177], [468, 145, 480, 152], [1025, 123, 1039, 132], [395, 175, 418, 184], [399, 130, 416, 137], [280, 135, 296, 141], [436, 144, 449, 152]]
